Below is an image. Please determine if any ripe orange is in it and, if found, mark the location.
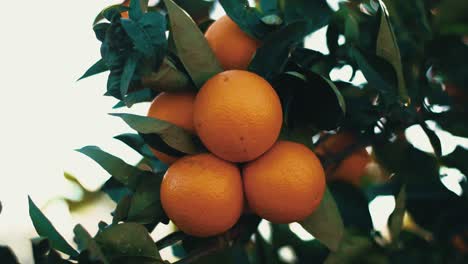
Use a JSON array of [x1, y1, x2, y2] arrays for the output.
[[147, 92, 196, 164], [205, 15, 260, 70], [193, 70, 283, 163], [243, 141, 326, 223], [160, 153, 244, 237], [121, 0, 130, 19], [315, 132, 371, 186]]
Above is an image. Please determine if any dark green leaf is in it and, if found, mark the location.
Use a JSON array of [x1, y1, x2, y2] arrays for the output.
[[442, 146, 468, 176], [163, 0, 223, 88], [94, 5, 129, 25], [282, 0, 332, 28], [79, 59, 109, 81], [129, 0, 145, 21], [76, 146, 142, 186], [102, 177, 131, 203], [114, 133, 154, 159], [95, 223, 162, 262], [28, 197, 78, 257], [219, 0, 277, 40], [419, 121, 442, 158], [274, 70, 346, 131], [389, 185, 406, 246], [127, 172, 165, 224], [376, 0, 408, 103], [94, 23, 110, 42], [73, 225, 109, 264], [111, 113, 199, 155], [114, 88, 156, 109], [113, 195, 132, 224], [299, 188, 344, 252], [141, 57, 194, 92], [0, 245, 19, 264], [249, 21, 312, 80], [120, 53, 140, 101], [349, 47, 396, 97]]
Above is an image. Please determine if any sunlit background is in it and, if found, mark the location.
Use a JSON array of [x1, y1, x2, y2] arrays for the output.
[[1, 0, 467, 263]]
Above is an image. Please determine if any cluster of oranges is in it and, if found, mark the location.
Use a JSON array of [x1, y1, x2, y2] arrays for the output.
[[146, 15, 327, 237]]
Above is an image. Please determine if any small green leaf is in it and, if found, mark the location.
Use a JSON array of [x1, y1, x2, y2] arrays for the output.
[[282, 0, 332, 28], [127, 172, 166, 224], [114, 88, 156, 109], [129, 0, 145, 21], [163, 0, 223, 88], [79, 59, 109, 81], [219, 0, 276, 40], [120, 53, 140, 101], [94, 4, 128, 25], [93, 23, 110, 42], [141, 57, 194, 92], [76, 146, 142, 186], [121, 19, 155, 57], [442, 146, 468, 176], [73, 225, 109, 264], [389, 185, 406, 246], [114, 133, 155, 159], [249, 21, 312, 80], [376, 0, 409, 103], [28, 197, 79, 257], [299, 188, 344, 252], [95, 223, 162, 262], [111, 113, 199, 155], [419, 121, 442, 158], [113, 195, 132, 224]]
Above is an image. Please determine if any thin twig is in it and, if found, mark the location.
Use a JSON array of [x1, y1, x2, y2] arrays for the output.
[[156, 231, 186, 250]]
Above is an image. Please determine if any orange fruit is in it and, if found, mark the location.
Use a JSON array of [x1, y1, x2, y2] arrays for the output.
[[205, 15, 260, 70], [147, 92, 196, 165], [193, 70, 283, 163], [121, 0, 130, 19], [315, 132, 371, 186], [160, 153, 244, 237], [243, 141, 326, 223]]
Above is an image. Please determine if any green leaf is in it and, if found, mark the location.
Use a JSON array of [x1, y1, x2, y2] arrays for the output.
[[114, 133, 155, 159], [274, 70, 346, 131], [163, 0, 223, 88], [0, 245, 19, 264], [111, 113, 199, 155], [376, 0, 408, 103], [419, 121, 442, 158], [94, 23, 110, 42], [141, 57, 194, 92], [249, 21, 312, 80], [120, 53, 140, 101], [389, 184, 406, 246], [79, 59, 109, 81], [113, 195, 132, 224], [349, 47, 395, 97], [299, 188, 344, 252], [127, 172, 166, 224], [28, 197, 79, 257], [73, 225, 109, 264], [76, 146, 142, 186], [442, 146, 468, 176], [95, 223, 162, 263], [282, 0, 332, 28], [219, 0, 276, 40], [114, 88, 156, 109], [94, 4, 129, 25], [129, 0, 145, 21]]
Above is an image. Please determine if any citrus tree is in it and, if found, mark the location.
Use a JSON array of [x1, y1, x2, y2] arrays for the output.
[[6, 0, 467, 263]]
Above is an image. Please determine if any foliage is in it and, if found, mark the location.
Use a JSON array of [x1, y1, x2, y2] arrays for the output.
[[4, 0, 465, 263]]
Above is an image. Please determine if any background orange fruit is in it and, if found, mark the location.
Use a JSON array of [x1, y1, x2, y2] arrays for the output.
[[205, 15, 260, 70], [315, 132, 371, 186], [147, 92, 196, 164], [160, 153, 244, 237], [121, 0, 129, 18], [243, 141, 326, 223], [193, 70, 283, 163]]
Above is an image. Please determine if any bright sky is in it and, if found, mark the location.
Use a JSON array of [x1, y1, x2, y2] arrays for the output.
[[1, 1, 466, 263]]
